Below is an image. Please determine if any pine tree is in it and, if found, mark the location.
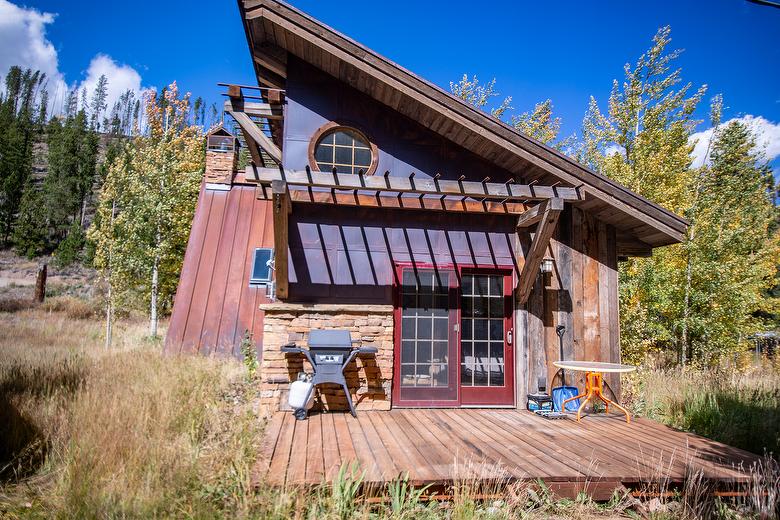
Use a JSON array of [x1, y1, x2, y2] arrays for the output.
[[90, 74, 109, 130], [0, 67, 46, 245], [12, 180, 48, 258], [193, 96, 205, 127]]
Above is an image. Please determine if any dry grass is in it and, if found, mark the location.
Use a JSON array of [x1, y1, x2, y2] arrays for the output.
[[0, 306, 262, 518], [0, 303, 778, 519], [623, 363, 780, 456]]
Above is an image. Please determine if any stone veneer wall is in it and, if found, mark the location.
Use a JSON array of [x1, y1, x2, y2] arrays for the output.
[[204, 150, 236, 184], [258, 303, 394, 415]]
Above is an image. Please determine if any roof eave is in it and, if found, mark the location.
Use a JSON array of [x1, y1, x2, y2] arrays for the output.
[[238, 0, 688, 249]]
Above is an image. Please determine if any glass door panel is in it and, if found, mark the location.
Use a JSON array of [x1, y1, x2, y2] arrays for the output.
[[396, 267, 458, 405], [460, 272, 514, 406]]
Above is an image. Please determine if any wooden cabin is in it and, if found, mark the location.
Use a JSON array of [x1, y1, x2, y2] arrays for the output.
[[165, 0, 688, 416]]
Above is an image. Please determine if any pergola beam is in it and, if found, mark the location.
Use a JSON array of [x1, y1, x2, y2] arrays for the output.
[[516, 198, 564, 303], [258, 186, 532, 215], [248, 167, 583, 202], [271, 180, 291, 300]]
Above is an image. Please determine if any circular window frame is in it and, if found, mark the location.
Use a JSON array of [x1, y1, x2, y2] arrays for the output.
[[307, 122, 379, 176]]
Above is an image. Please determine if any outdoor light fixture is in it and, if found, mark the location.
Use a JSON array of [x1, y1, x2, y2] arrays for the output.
[[540, 258, 554, 274]]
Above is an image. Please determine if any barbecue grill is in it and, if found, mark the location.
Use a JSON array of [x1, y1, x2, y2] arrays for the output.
[[282, 330, 378, 419]]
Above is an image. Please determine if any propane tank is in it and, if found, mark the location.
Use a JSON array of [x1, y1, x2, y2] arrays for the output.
[[288, 372, 314, 420]]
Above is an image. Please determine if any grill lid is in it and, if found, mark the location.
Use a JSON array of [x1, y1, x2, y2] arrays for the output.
[[307, 329, 353, 350]]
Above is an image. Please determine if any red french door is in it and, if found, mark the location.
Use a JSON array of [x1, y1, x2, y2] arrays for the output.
[[394, 267, 459, 406], [458, 270, 515, 406], [393, 265, 514, 407]]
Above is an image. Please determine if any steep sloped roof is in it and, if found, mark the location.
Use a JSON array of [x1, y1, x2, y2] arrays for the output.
[[237, 0, 688, 252]]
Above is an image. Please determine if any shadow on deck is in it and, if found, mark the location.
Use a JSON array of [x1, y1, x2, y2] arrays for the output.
[[254, 409, 761, 499]]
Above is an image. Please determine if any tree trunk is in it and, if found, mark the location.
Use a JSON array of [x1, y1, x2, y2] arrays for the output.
[[105, 200, 116, 348], [150, 253, 159, 338], [680, 225, 695, 366], [105, 287, 113, 349]]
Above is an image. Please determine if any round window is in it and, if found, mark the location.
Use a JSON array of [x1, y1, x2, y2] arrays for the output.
[[312, 127, 375, 175]]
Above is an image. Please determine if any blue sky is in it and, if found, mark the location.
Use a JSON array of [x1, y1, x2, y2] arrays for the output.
[[2, 0, 779, 168]]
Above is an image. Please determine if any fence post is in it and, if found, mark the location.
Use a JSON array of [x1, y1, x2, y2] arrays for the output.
[[34, 263, 47, 303]]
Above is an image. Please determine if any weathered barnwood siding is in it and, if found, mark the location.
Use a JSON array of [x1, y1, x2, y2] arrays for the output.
[[519, 206, 620, 405], [165, 185, 274, 356]]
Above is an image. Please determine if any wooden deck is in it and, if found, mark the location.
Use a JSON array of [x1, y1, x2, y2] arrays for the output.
[[255, 409, 760, 497]]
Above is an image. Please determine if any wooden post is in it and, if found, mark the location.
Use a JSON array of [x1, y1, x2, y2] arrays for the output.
[[272, 179, 291, 300], [34, 263, 47, 303]]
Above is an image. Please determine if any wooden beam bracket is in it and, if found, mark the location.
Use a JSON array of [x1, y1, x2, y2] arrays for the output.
[[228, 110, 282, 164], [516, 198, 564, 303]]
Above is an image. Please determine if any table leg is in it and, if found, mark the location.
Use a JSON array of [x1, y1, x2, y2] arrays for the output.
[[561, 391, 587, 411], [575, 391, 592, 421], [588, 371, 631, 424]]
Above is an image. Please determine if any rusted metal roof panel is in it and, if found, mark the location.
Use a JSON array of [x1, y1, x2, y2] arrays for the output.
[[165, 185, 274, 356]]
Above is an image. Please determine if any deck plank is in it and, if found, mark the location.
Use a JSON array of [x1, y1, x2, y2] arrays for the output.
[[394, 411, 455, 479], [305, 414, 325, 483], [438, 409, 553, 480], [286, 416, 309, 484], [373, 410, 440, 483], [254, 413, 284, 481], [258, 409, 757, 492], [345, 412, 387, 483], [362, 412, 411, 482], [339, 412, 376, 481], [266, 413, 296, 485], [626, 418, 756, 480], [450, 409, 578, 480], [321, 414, 342, 480], [486, 410, 659, 481], [407, 408, 503, 475]]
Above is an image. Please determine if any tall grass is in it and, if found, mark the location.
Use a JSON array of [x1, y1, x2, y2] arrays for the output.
[[1, 302, 778, 518], [624, 364, 780, 456], [0, 306, 262, 517]]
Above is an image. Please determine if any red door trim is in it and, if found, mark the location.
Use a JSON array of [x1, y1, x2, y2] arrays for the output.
[[459, 267, 515, 406], [392, 262, 515, 408]]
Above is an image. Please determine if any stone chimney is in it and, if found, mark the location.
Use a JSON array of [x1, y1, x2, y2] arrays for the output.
[[204, 126, 239, 186]]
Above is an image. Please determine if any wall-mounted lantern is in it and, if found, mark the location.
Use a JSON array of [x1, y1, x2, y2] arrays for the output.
[[540, 258, 555, 274]]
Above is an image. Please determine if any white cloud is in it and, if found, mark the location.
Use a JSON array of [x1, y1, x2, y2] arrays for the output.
[[76, 54, 151, 117], [0, 0, 149, 117], [0, 0, 67, 104], [690, 115, 780, 168]]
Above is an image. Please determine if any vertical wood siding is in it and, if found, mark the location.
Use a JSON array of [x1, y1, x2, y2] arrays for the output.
[[523, 207, 621, 403], [164, 185, 274, 356]]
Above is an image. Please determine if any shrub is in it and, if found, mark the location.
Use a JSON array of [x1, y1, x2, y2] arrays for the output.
[[40, 296, 97, 320], [0, 298, 35, 313]]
